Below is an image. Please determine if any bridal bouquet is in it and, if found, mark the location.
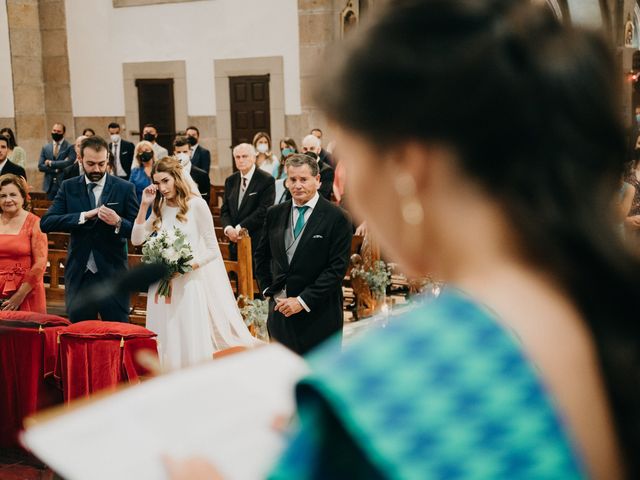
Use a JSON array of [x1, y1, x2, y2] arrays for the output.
[[141, 227, 194, 303]]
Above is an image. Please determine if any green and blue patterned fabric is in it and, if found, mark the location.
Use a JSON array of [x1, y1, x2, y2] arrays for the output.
[[270, 289, 586, 479]]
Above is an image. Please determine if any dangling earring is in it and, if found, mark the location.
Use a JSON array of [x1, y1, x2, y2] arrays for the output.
[[394, 172, 424, 226]]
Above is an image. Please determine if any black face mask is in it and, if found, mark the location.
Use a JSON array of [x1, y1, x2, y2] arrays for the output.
[[51, 132, 63, 142], [139, 151, 153, 162], [187, 136, 197, 146], [143, 133, 156, 142]]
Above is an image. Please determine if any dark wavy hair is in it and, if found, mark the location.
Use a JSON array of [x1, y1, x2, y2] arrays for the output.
[[317, 0, 640, 475]]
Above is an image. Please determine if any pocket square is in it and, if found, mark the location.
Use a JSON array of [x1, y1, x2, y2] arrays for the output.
[[312, 235, 324, 239], [248, 192, 257, 196]]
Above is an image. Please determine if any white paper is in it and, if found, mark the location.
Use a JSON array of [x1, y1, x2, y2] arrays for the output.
[[21, 344, 309, 480]]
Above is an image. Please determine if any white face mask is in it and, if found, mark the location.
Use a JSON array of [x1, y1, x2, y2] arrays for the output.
[[256, 143, 269, 153], [110, 134, 121, 144], [177, 152, 190, 165]]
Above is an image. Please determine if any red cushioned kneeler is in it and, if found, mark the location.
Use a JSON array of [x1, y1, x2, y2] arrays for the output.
[[0, 312, 70, 448], [55, 321, 157, 402]]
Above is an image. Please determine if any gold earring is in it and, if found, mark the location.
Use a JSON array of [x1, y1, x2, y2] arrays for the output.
[[394, 172, 424, 226]]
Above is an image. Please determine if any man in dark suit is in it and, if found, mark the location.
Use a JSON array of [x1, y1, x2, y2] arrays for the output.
[[41, 136, 139, 323], [108, 122, 135, 179], [310, 127, 335, 167], [220, 143, 275, 259], [0, 136, 27, 178], [173, 136, 210, 205], [255, 154, 352, 355], [186, 126, 211, 173], [63, 135, 88, 180], [301, 135, 334, 200], [38, 123, 76, 199]]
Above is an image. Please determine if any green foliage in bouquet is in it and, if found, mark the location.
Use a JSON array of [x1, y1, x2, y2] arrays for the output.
[[141, 227, 194, 298], [351, 260, 392, 298]]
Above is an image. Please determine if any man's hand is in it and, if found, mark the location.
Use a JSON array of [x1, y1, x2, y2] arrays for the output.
[[97, 205, 120, 226], [625, 215, 640, 228], [84, 207, 100, 220], [225, 227, 239, 243], [274, 297, 304, 317], [45, 160, 53, 167]]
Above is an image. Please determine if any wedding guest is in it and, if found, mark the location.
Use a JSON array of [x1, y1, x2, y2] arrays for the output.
[[186, 126, 211, 173], [0, 128, 26, 168], [274, 138, 298, 205], [301, 135, 334, 200], [0, 136, 26, 179], [108, 122, 135, 180], [173, 136, 210, 205], [252, 132, 278, 176], [220, 143, 275, 259], [41, 136, 139, 323], [38, 123, 75, 199], [63, 135, 87, 180], [82, 128, 95, 137], [255, 154, 353, 355], [0, 174, 47, 313], [310, 127, 334, 167], [170, 0, 638, 478], [142, 124, 169, 160], [129, 141, 157, 205]]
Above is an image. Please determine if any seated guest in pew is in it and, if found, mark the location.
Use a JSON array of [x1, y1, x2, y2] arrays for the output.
[[220, 143, 275, 260], [41, 136, 139, 323], [169, 1, 638, 478], [173, 136, 211, 205], [0, 174, 47, 313], [0, 136, 27, 179], [63, 135, 88, 180]]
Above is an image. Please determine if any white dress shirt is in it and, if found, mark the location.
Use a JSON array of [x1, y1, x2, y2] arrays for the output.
[[224, 165, 256, 235], [289, 192, 320, 313]]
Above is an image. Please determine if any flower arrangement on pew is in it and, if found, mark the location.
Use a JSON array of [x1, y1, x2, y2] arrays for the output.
[[141, 227, 194, 304], [351, 259, 392, 301], [238, 295, 269, 341]]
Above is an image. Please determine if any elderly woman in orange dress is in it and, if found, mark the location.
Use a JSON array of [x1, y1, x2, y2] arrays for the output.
[[0, 174, 47, 313]]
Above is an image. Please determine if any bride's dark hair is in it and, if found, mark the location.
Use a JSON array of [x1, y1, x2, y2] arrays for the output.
[[318, 0, 640, 475]]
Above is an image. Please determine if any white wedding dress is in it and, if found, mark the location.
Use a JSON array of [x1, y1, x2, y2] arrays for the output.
[[131, 197, 261, 370]]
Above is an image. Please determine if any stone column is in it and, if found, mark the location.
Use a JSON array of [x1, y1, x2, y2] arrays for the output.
[[6, 0, 73, 189], [6, 0, 46, 184]]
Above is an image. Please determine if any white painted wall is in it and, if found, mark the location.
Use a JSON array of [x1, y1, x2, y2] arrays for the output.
[[0, 1, 15, 118], [567, 0, 603, 28], [65, 0, 301, 117]]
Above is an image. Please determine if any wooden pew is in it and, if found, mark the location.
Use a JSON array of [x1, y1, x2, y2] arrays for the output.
[[45, 249, 67, 316]]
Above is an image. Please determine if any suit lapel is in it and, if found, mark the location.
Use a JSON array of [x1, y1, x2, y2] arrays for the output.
[[288, 198, 327, 269], [229, 174, 240, 217], [274, 202, 290, 268], [77, 176, 92, 211], [100, 174, 114, 206]]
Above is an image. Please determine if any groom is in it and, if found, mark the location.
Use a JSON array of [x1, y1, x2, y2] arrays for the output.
[[255, 154, 353, 355], [41, 136, 139, 323]]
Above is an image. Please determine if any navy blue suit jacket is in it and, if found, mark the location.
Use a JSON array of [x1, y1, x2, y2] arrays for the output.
[[40, 174, 139, 311], [38, 140, 76, 193], [191, 145, 211, 173]]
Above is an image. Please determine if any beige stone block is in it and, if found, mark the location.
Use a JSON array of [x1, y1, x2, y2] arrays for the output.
[[38, 0, 66, 31], [299, 45, 326, 76], [0, 118, 16, 132], [285, 115, 303, 143], [15, 114, 46, 140], [44, 84, 72, 113], [40, 29, 68, 58], [11, 57, 43, 86], [8, 28, 42, 57], [298, 0, 333, 12], [6, 2, 39, 29], [42, 56, 69, 84], [14, 84, 45, 115], [299, 12, 334, 44]]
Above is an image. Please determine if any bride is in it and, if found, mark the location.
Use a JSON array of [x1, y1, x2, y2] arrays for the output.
[[131, 156, 260, 370]]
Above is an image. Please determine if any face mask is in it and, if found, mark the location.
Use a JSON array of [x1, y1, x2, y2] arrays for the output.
[[636, 114, 640, 124], [282, 147, 295, 157], [51, 132, 63, 142], [187, 136, 197, 147], [143, 133, 156, 142], [176, 152, 190, 165], [256, 143, 269, 154], [110, 134, 121, 144], [139, 151, 153, 162]]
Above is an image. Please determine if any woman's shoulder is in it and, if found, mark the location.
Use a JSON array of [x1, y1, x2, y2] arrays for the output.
[[187, 195, 209, 210], [300, 290, 583, 477]]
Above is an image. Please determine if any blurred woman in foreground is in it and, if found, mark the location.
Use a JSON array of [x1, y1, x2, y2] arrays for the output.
[[170, 0, 639, 478]]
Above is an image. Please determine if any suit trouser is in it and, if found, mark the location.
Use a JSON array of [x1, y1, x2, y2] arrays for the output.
[[68, 271, 130, 323]]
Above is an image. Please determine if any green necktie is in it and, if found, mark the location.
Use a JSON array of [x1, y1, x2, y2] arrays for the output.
[[293, 206, 310, 239]]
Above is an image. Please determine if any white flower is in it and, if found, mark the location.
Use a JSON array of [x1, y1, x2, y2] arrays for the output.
[[163, 247, 180, 263], [165, 229, 177, 245]]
